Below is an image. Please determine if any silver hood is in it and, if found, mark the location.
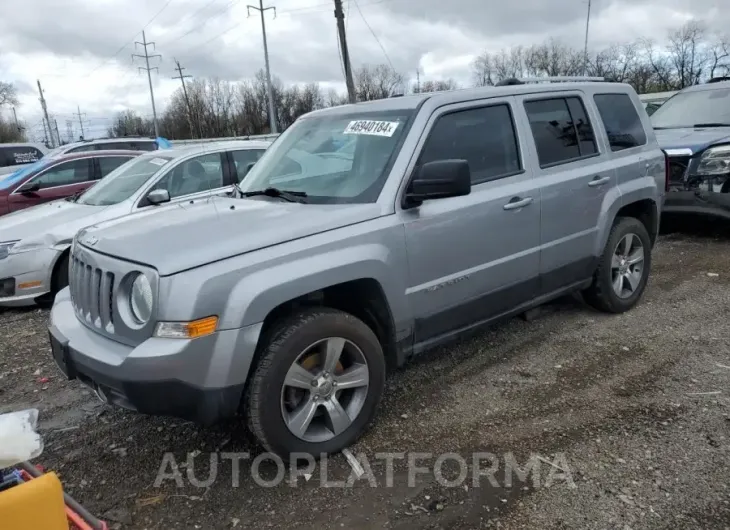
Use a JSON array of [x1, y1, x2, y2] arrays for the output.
[[0, 200, 111, 247], [77, 196, 383, 276]]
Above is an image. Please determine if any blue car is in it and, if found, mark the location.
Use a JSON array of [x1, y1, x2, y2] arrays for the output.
[[652, 78, 730, 220]]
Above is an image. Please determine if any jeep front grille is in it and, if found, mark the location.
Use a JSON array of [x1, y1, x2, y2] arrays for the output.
[[70, 255, 115, 333]]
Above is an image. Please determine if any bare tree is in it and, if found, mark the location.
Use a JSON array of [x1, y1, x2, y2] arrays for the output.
[[0, 82, 18, 108], [471, 51, 494, 87], [107, 110, 154, 137], [413, 79, 459, 93], [666, 21, 708, 88], [353, 64, 406, 101], [708, 34, 730, 79]]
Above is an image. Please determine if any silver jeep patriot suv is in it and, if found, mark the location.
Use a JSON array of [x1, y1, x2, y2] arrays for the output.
[[49, 79, 666, 459]]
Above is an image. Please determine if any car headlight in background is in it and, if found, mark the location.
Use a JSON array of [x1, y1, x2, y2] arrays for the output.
[[0, 241, 18, 260], [130, 273, 153, 324], [696, 145, 730, 176]]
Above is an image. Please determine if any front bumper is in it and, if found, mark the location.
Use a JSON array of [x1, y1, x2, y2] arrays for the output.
[[0, 247, 60, 306], [663, 190, 730, 220], [49, 287, 262, 425]]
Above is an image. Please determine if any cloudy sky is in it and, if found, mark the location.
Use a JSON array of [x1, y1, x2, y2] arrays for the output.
[[0, 0, 726, 141]]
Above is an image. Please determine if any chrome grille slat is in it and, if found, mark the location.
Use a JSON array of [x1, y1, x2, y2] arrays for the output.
[[90, 269, 101, 326], [100, 272, 115, 332], [70, 252, 116, 333]]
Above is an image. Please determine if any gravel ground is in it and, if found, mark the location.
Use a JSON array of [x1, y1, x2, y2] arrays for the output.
[[1, 218, 729, 529]]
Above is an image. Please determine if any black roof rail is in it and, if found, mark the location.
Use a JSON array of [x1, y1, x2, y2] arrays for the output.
[[495, 78, 524, 86], [707, 76, 730, 84]]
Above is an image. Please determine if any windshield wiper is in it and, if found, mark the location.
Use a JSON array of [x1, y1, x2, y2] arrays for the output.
[[693, 123, 730, 128], [65, 190, 83, 202], [240, 187, 308, 203]]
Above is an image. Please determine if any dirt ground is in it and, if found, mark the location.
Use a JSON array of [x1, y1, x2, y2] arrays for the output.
[[1, 217, 729, 530]]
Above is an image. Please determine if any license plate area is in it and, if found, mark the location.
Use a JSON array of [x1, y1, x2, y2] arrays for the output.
[[49, 327, 75, 379]]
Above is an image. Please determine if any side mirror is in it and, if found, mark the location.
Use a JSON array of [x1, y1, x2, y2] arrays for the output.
[[17, 181, 40, 194], [147, 189, 171, 205], [405, 159, 471, 207]]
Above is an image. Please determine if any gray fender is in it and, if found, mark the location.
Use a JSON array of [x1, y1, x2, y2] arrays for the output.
[[593, 175, 660, 257], [217, 243, 410, 331]]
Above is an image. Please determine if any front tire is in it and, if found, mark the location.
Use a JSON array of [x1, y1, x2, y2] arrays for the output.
[[245, 307, 386, 460], [36, 253, 69, 308], [583, 216, 652, 313]]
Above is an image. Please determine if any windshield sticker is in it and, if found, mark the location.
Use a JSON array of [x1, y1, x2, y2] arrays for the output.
[[343, 120, 399, 137], [149, 157, 169, 166]]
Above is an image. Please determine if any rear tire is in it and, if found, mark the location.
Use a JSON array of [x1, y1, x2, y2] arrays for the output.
[[583, 217, 652, 313], [245, 307, 386, 461]]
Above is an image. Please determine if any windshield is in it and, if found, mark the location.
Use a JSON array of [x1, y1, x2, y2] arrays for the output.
[[0, 160, 48, 190], [651, 86, 730, 128], [77, 155, 173, 206], [238, 109, 415, 203]]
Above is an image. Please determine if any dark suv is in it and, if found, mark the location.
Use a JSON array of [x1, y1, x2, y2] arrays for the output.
[[652, 78, 730, 219]]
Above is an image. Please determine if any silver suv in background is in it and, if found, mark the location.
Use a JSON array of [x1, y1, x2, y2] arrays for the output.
[[0, 141, 269, 306], [49, 80, 666, 459]]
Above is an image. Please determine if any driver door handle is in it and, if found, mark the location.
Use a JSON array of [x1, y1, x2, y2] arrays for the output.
[[588, 175, 611, 187], [503, 196, 533, 210]]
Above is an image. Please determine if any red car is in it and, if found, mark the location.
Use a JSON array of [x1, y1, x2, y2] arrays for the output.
[[0, 150, 142, 217]]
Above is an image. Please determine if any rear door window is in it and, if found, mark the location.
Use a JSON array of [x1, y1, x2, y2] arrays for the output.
[[524, 96, 599, 167], [29, 159, 93, 189], [594, 93, 648, 151]]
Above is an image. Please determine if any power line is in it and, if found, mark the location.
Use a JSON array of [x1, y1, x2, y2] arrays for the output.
[[163, 0, 238, 47], [177, 0, 392, 54], [352, 0, 394, 70], [82, 0, 175, 79]]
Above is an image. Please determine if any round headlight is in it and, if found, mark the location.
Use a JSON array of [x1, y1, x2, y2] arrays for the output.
[[130, 274, 153, 324]]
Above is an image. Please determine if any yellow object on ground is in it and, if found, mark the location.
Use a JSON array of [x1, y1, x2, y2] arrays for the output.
[[0, 471, 69, 529]]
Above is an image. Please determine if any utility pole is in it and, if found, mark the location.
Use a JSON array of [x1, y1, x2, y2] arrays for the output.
[[74, 106, 86, 140], [65, 120, 74, 144], [37, 80, 56, 148], [41, 119, 49, 147], [582, 0, 592, 76], [247, 0, 278, 133], [416, 68, 421, 93], [11, 107, 21, 133], [334, 0, 356, 103], [53, 119, 62, 147], [172, 59, 197, 139], [132, 31, 161, 138]]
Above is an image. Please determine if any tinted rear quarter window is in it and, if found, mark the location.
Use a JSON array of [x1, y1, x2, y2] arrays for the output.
[[419, 104, 522, 184], [593, 93, 647, 151], [67, 145, 98, 153], [130, 141, 157, 151], [0, 146, 44, 167], [524, 97, 598, 167]]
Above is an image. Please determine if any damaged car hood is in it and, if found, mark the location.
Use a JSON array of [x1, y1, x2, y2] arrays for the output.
[[655, 127, 730, 154], [0, 200, 114, 245]]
